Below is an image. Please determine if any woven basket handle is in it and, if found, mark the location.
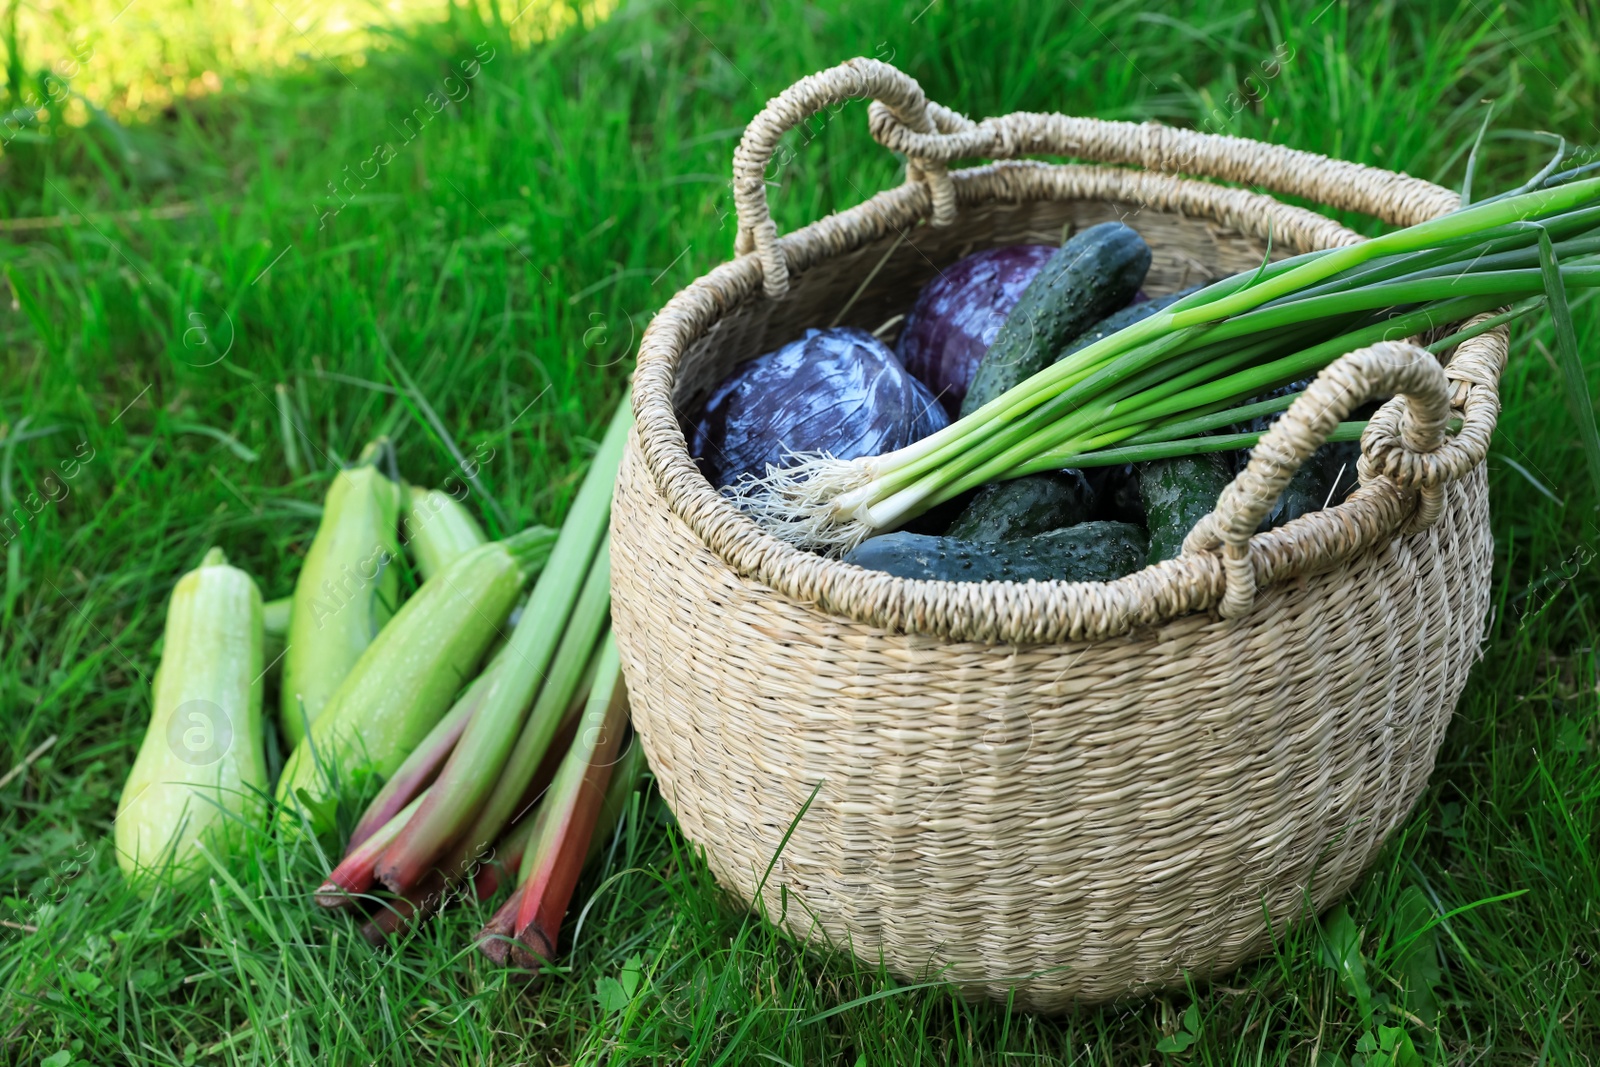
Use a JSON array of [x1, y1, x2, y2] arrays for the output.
[[732, 59, 956, 299], [1182, 341, 1454, 618], [733, 58, 1460, 299]]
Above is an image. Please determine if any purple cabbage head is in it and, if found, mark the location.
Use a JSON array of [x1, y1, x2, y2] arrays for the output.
[[690, 327, 949, 490], [896, 244, 1056, 415]]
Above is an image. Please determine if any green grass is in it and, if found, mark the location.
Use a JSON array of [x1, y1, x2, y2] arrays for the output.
[[3, 0, 1599, 1062]]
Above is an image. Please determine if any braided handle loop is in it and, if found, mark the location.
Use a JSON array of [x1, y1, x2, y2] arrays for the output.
[[732, 59, 1460, 300], [1182, 342, 1453, 618], [732, 58, 956, 299]]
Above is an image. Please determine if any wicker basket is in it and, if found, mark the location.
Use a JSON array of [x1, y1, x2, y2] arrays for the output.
[[610, 59, 1506, 1010]]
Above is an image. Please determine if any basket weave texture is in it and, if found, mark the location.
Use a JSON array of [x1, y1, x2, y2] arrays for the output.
[[611, 59, 1505, 1008]]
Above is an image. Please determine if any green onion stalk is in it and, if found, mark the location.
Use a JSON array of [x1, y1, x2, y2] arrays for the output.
[[733, 175, 1600, 551]]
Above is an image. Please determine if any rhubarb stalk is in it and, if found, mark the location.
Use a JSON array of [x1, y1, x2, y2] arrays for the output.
[[477, 884, 528, 967], [509, 634, 630, 970], [373, 397, 631, 893], [435, 539, 613, 883], [316, 791, 428, 908], [345, 655, 498, 850]]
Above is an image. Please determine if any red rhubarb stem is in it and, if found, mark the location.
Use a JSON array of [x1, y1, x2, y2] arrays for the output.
[[472, 810, 543, 901], [315, 791, 428, 908], [357, 870, 448, 945], [346, 660, 497, 850], [583, 734, 648, 868], [477, 882, 528, 967], [421, 634, 600, 887], [373, 402, 628, 893], [508, 634, 629, 970]]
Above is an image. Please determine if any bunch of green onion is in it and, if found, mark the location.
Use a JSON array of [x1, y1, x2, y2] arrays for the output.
[[737, 163, 1600, 551]]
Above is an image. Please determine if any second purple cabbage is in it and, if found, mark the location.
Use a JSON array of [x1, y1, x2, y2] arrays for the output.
[[896, 244, 1056, 416]]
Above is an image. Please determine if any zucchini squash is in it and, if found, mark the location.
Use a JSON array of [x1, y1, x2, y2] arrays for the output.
[[275, 526, 554, 831], [115, 548, 267, 888], [280, 440, 404, 748], [402, 486, 488, 581]]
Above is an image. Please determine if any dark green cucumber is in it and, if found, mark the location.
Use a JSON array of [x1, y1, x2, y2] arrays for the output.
[[1267, 460, 1331, 529], [1320, 442, 1361, 504], [944, 471, 1094, 541], [1086, 464, 1146, 526], [843, 522, 1147, 583], [1054, 285, 1202, 363], [959, 223, 1152, 417], [1138, 453, 1233, 564], [1263, 441, 1361, 529]]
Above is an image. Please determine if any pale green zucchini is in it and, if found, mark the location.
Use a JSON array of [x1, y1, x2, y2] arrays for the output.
[[274, 526, 554, 831], [280, 441, 404, 748], [402, 485, 488, 581], [115, 548, 267, 888], [262, 595, 291, 669]]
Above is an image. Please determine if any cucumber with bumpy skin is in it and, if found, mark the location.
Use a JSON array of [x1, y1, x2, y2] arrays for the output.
[[844, 522, 1146, 583], [1260, 441, 1361, 529], [1316, 442, 1362, 507], [950, 287, 1201, 540], [959, 223, 1152, 417], [1054, 285, 1203, 363], [1087, 464, 1146, 526], [1231, 379, 1359, 529], [945, 470, 1095, 541], [1138, 453, 1232, 564], [1267, 460, 1333, 529]]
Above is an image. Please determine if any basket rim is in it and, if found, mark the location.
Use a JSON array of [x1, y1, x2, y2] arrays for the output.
[[628, 159, 1509, 644]]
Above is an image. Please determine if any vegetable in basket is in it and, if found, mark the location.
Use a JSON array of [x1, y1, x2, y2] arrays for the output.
[[1138, 454, 1233, 564], [732, 173, 1600, 552], [896, 243, 1055, 414], [690, 327, 947, 490], [115, 548, 267, 888], [844, 523, 1146, 583], [958, 222, 1151, 416], [943, 470, 1095, 542], [935, 248, 1179, 549], [1056, 285, 1201, 361]]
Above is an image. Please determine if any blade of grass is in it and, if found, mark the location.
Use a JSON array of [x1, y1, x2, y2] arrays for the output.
[[1460, 103, 1495, 207], [1533, 227, 1600, 511], [441, 537, 613, 883]]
